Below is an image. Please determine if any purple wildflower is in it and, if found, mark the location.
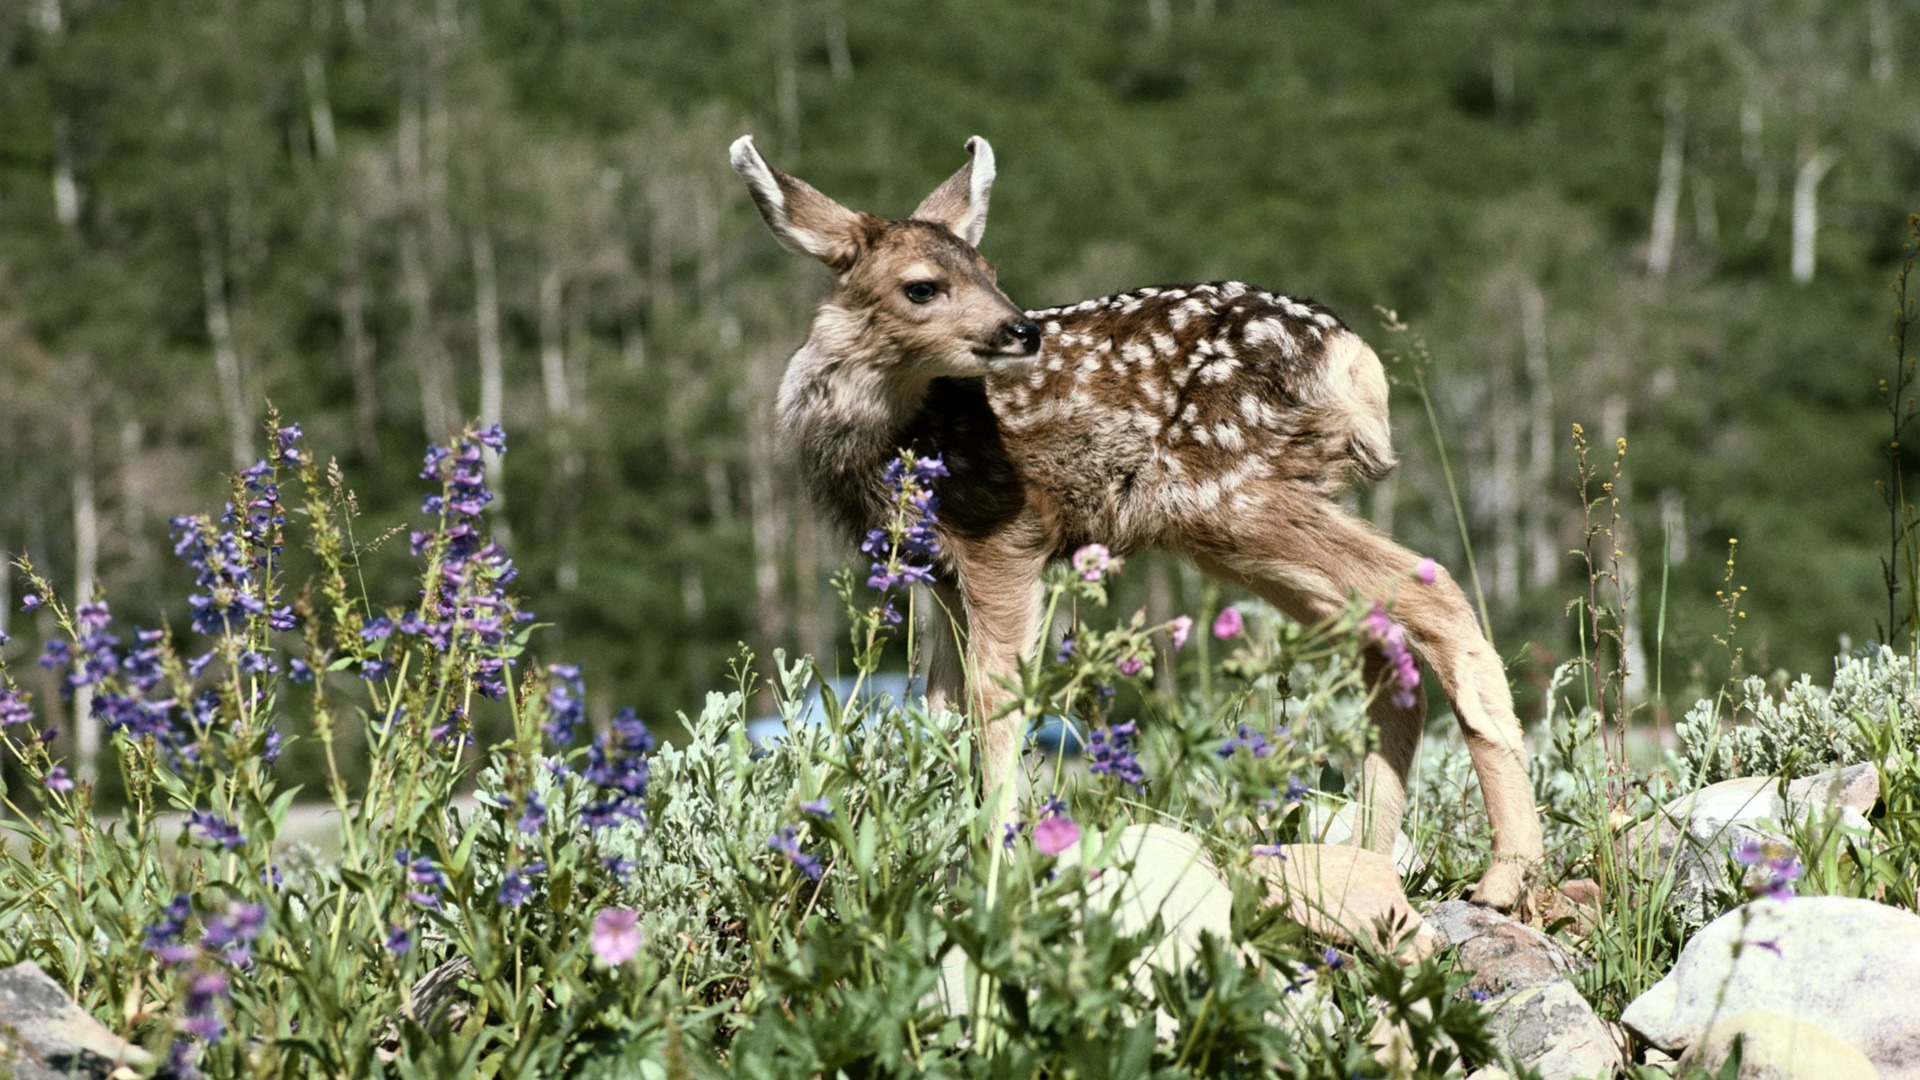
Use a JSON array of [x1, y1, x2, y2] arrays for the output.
[[799, 797, 832, 818], [275, 424, 303, 465], [44, 765, 73, 793], [1003, 822, 1023, 849], [185, 811, 244, 851], [1252, 843, 1287, 857], [1086, 720, 1146, 789], [580, 708, 654, 829], [143, 895, 198, 967], [495, 863, 542, 908], [768, 825, 824, 881], [514, 794, 547, 834], [1117, 655, 1145, 677], [543, 664, 586, 745], [386, 924, 413, 954], [179, 969, 230, 1043], [20, 594, 41, 611], [412, 428, 527, 699], [1733, 837, 1803, 900], [863, 453, 944, 612], [1217, 723, 1275, 759], [201, 902, 266, 967], [0, 690, 31, 728]]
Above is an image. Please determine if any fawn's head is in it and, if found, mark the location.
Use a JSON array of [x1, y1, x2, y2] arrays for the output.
[[731, 136, 1040, 380]]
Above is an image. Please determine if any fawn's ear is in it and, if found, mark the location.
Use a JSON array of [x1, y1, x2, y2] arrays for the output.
[[730, 136, 865, 270], [911, 136, 994, 248]]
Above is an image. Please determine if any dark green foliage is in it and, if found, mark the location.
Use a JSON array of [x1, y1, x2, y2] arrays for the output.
[[2, 0, 1918, 760]]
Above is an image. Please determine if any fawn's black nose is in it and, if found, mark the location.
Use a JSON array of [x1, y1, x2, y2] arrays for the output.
[[1006, 318, 1041, 356]]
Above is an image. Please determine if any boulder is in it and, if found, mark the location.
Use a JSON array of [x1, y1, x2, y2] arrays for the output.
[[0, 961, 153, 1080], [1424, 900, 1587, 997], [936, 823, 1334, 1041], [1622, 896, 1920, 1079], [1301, 800, 1421, 876], [1624, 763, 1877, 923], [1677, 1009, 1880, 1080], [1481, 978, 1622, 1080], [1254, 844, 1433, 959]]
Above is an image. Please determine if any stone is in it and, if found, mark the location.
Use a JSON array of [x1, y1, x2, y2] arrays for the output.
[[1624, 763, 1877, 924], [932, 823, 1342, 1042], [0, 961, 153, 1080], [1423, 900, 1587, 997], [1677, 1010, 1880, 1080], [1300, 800, 1421, 876], [1482, 978, 1622, 1080], [1622, 896, 1920, 1079], [1254, 844, 1433, 959]]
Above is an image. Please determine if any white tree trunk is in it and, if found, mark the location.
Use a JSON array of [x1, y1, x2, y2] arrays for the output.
[[202, 240, 253, 468], [305, 53, 337, 160], [1791, 147, 1836, 284], [70, 409, 99, 783], [471, 230, 510, 545], [1520, 283, 1558, 591], [1647, 95, 1685, 281]]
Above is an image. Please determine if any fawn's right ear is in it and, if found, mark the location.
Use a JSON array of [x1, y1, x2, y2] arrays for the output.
[[730, 136, 864, 271]]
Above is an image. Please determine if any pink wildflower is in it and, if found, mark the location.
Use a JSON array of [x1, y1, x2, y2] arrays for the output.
[[1414, 558, 1439, 585], [1212, 606, 1244, 640], [1360, 603, 1420, 711], [1072, 543, 1122, 582], [1032, 813, 1080, 856], [1118, 656, 1144, 677], [590, 907, 644, 966], [1169, 615, 1193, 649]]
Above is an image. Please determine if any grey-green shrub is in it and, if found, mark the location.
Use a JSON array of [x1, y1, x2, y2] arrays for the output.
[[1676, 646, 1920, 785]]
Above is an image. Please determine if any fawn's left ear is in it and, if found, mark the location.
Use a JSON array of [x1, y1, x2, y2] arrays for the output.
[[730, 135, 867, 271], [911, 136, 995, 248]]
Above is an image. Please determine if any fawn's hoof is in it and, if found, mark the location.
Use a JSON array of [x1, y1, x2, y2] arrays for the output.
[[1467, 859, 1537, 917]]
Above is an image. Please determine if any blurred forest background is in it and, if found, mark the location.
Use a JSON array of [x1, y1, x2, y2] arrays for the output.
[[1, 0, 1916, 757]]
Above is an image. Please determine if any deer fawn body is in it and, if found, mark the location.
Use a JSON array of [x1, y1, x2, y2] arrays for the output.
[[732, 135, 1543, 911]]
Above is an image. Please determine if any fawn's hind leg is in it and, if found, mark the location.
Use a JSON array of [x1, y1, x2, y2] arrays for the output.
[[1189, 497, 1542, 912]]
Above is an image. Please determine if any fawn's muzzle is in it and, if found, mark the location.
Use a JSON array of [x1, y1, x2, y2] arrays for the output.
[[999, 318, 1042, 357]]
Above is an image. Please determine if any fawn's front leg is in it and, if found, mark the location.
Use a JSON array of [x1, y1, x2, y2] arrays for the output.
[[951, 551, 1047, 822]]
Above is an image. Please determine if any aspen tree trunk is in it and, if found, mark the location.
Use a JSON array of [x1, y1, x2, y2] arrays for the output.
[[70, 408, 98, 782], [775, 0, 801, 152], [1520, 284, 1557, 591], [1489, 347, 1521, 607], [401, 225, 456, 440], [472, 230, 510, 545], [305, 53, 337, 160], [537, 262, 582, 589], [202, 239, 254, 469], [1647, 93, 1685, 281], [1791, 147, 1836, 284], [339, 209, 380, 458]]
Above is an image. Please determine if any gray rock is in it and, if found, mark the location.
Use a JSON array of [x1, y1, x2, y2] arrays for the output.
[[1677, 1009, 1881, 1080], [1626, 763, 1876, 924], [1481, 978, 1622, 1080], [933, 824, 1335, 1043], [0, 961, 153, 1080], [1301, 799, 1421, 876], [1622, 897, 1920, 1079], [1424, 900, 1587, 997]]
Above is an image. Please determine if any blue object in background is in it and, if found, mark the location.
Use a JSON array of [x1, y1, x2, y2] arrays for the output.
[[744, 672, 1084, 756]]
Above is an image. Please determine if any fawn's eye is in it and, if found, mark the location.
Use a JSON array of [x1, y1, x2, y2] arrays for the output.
[[903, 281, 939, 304]]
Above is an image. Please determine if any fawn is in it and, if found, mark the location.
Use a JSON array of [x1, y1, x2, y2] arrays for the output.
[[730, 135, 1543, 911]]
